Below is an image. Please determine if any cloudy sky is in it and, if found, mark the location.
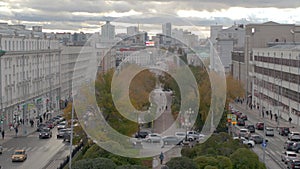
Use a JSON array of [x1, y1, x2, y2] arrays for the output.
[[1, 0, 300, 37]]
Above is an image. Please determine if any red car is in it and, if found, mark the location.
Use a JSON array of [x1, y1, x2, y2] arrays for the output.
[[46, 121, 54, 129], [255, 122, 264, 130]]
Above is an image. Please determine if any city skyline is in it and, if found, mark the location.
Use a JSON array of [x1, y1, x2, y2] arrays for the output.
[[0, 1, 300, 37]]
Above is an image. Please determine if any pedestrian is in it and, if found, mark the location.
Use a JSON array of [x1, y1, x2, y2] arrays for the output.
[[275, 114, 278, 122], [30, 119, 34, 127], [159, 152, 164, 165], [289, 117, 292, 124], [1, 130, 4, 139], [262, 111, 264, 118], [15, 127, 18, 137], [270, 112, 273, 120]]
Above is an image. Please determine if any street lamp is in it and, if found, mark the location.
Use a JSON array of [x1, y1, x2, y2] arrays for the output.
[[184, 108, 194, 141]]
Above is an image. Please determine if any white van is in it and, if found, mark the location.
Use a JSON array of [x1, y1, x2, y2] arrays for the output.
[[265, 127, 274, 136]]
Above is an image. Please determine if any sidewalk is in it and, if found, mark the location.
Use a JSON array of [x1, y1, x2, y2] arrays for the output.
[[0, 110, 64, 145]]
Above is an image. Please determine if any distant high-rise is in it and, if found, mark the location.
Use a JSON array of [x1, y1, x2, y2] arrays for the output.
[[101, 21, 115, 41], [127, 26, 139, 36], [162, 22, 172, 37]]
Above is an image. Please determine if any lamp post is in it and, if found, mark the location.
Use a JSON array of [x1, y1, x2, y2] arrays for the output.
[[184, 108, 194, 141]]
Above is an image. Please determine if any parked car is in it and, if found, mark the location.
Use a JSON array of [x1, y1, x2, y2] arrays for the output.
[[57, 128, 71, 139], [289, 132, 300, 141], [291, 142, 300, 153], [162, 136, 182, 145], [11, 149, 27, 162], [237, 119, 245, 126], [279, 127, 290, 136], [247, 125, 255, 133], [239, 129, 251, 138], [45, 121, 54, 129], [285, 140, 296, 151], [287, 159, 300, 169], [255, 122, 264, 130], [39, 128, 52, 139], [281, 151, 298, 164], [57, 121, 67, 130], [249, 134, 264, 144], [265, 127, 274, 136], [145, 133, 162, 143], [0, 145, 2, 154], [135, 130, 152, 139], [63, 130, 72, 142], [175, 132, 186, 141], [187, 131, 203, 141]]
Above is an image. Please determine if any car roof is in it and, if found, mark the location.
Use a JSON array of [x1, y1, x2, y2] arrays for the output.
[[15, 149, 25, 152], [286, 151, 297, 154]]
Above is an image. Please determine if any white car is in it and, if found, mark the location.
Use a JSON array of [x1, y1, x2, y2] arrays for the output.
[[187, 131, 201, 141], [281, 151, 297, 164], [145, 133, 162, 143], [233, 137, 255, 147], [288, 132, 300, 141], [265, 127, 274, 136], [239, 128, 251, 138]]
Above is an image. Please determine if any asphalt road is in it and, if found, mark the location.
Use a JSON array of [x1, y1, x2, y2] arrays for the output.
[[232, 103, 295, 169], [0, 127, 69, 169]]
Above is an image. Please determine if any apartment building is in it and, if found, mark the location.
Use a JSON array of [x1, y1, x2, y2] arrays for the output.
[[0, 23, 61, 125]]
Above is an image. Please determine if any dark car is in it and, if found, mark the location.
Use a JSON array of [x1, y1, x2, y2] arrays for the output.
[[285, 141, 296, 151], [39, 128, 52, 139], [255, 122, 264, 130], [240, 114, 248, 121], [247, 125, 255, 133], [292, 142, 300, 153], [37, 123, 47, 132], [135, 130, 152, 139], [249, 134, 264, 144], [63, 130, 72, 142], [279, 127, 290, 136], [237, 119, 245, 126], [287, 159, 300, 169]]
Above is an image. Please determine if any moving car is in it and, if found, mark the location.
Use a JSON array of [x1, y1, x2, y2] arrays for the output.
[[249, 134, 264, 144], [39, 128, 52, 139], [279, 127, 290, 136], [37, 123, 47, 132], [239, 129, 251, 138], [237, 119, 245, 126], [255, 122, 264, 130], [246, 125, 255, 133], [265, 127, 274, 136], [281, 151, 297, 164], [11, 149, 27, 162], [233, 137, 255, 147]]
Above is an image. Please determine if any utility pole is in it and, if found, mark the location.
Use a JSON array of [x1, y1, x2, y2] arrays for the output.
[[69, 99, 74, 169]]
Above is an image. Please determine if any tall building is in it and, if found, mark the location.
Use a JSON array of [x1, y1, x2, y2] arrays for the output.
[[252, 44, 300, 123], [0, 24, 61, 125], [162, 23, 172, 37], [101, 21, 115, 41], [127, 26, 139, 36]]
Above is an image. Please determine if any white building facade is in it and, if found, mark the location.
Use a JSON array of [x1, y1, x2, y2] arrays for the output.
[[252, 45, 300, 124]]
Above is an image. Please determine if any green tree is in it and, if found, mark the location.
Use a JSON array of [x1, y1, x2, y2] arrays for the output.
[[116, 165, 149, 169], [194, 156, 218, 169], [230, 148, 266, 169], [73, 157, 117, 169], [166, 157, 198, 169]]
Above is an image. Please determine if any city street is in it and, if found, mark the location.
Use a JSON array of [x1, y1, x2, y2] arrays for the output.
[[232, 102, 298, 169], [0, 124, 69, 169]]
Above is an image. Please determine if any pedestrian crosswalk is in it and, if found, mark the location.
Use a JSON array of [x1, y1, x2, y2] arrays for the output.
[[1, 145, 51, 152]]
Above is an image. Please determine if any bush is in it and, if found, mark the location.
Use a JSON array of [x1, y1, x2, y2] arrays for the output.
[[166, 157, 198, 169], [73, 157, 117, 169]]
